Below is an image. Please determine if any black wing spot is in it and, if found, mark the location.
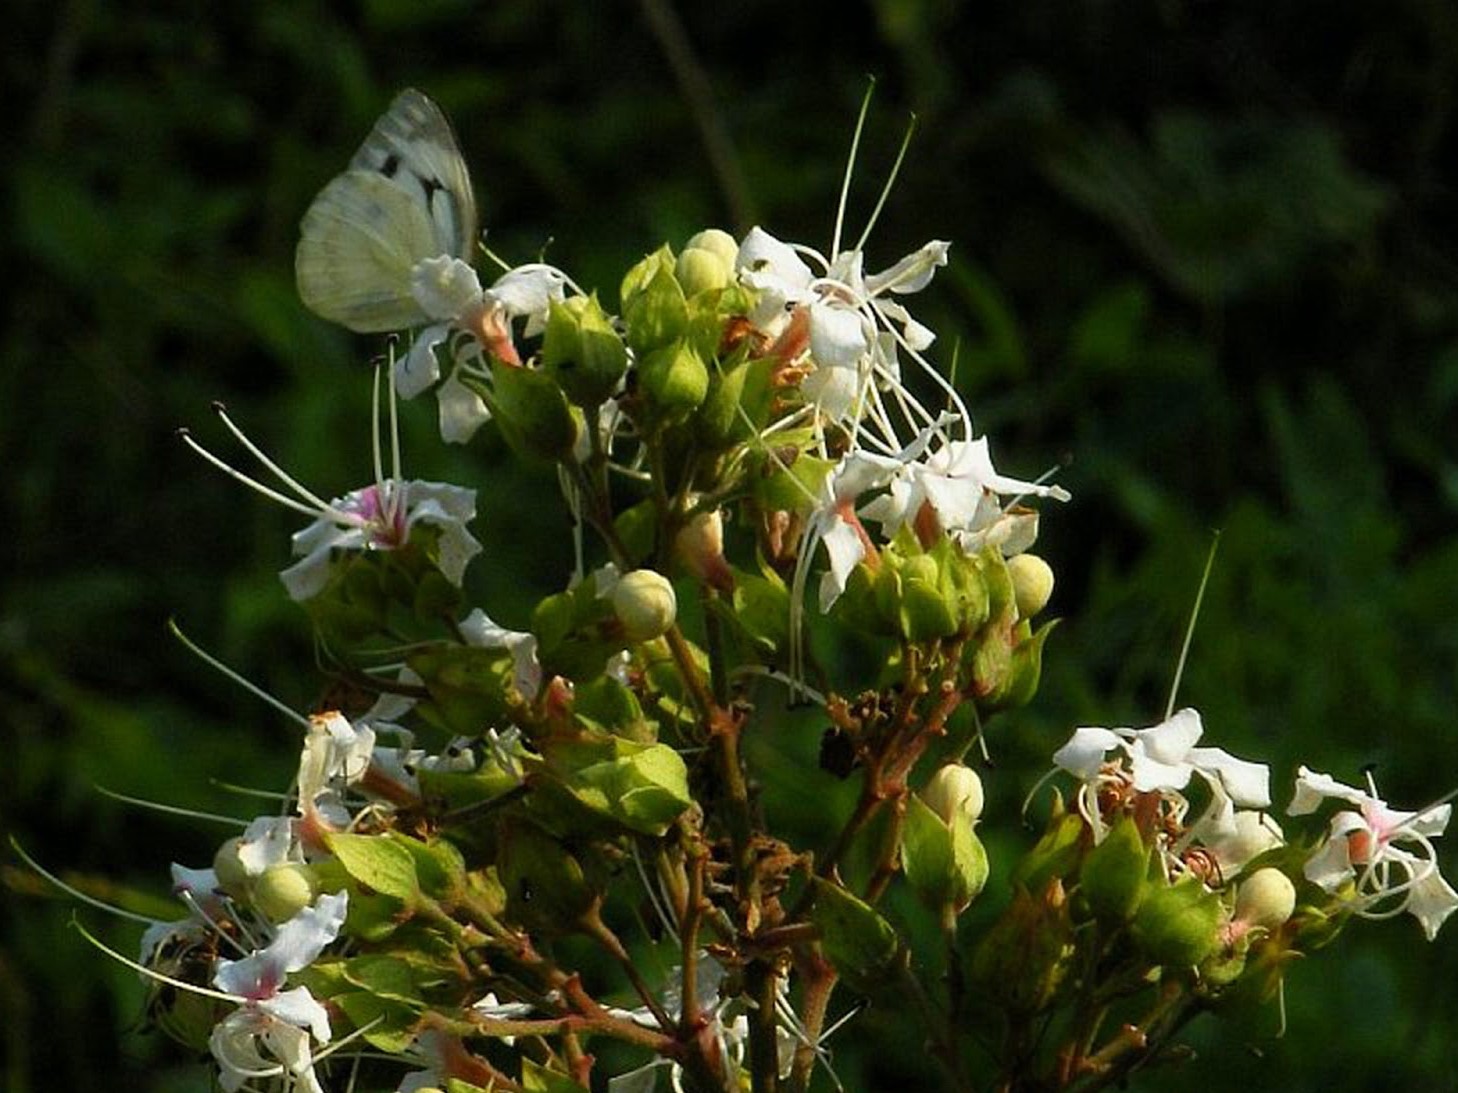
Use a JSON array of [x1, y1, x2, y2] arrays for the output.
[[380, 153, 401, 178]]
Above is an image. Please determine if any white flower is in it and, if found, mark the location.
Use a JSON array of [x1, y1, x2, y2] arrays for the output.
[[281, 479, 481, 601], [1052, 709, 1271, 847], [296, 711, 376, 827], [735, 227, 948, 423], [399, 260, 568, 444], [1290, 766, 1458, 939], [862, 437, 1069, 547], [209, 891, 348, 1093]]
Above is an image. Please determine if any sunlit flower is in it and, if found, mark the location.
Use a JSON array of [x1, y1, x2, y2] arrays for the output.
[[1290, 766, 1458, 939]]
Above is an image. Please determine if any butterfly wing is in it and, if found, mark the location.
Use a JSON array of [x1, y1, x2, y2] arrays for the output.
[[349, 88, 478, 261], [296, 89, 478, 333]]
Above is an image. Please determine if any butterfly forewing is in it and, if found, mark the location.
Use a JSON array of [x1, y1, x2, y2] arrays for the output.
[[349, 88, 477, 261]]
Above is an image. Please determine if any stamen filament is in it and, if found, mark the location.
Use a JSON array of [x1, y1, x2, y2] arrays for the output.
[[167, 619, 310, 729]]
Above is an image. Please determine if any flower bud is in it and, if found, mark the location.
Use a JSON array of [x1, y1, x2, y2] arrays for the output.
[[637, 340, 709, 424], [920, 763, 985, 825], [488, 360, 580, 462], [675, 245, 733, 297], [683, 228, 739, 269], [1233, 868, 1296, 932], [253, 862, 318, 923], [675, 509, 734, 592], [1007, 553, 1055, 619], [542, 294, 628, 408], [1078, 815, 1149, 923], [212, 836, 250, 899], [1131, 877, 1224, 967], [612, 569, 678, 642], [622, 250, 689, 355]]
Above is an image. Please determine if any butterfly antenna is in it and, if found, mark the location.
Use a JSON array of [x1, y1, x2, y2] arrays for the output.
[[1165, 530, 1221, 721], [832, 78, 877, 259]]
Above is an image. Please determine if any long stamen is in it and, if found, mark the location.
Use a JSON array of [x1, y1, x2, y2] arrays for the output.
[[178, 429, 333, 521], [1165, 532, 1221, 721], [9, 838, 160, 926], [853, 113, 918, 255], [93, 785, 248, 829], [832, 79, 877, 260], [168, 619, 310, 729], [73, 918, 242, 1004], [211, 403, 346, 516]]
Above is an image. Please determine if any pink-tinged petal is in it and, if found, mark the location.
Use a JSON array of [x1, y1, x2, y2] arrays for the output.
[[1052, 726, 1123, 781], [1189, 746, 1271, 809]]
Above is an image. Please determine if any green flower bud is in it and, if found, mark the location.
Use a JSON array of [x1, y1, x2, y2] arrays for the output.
[[921, 763, 985, 825], [542, 294, 628, 408], [212, 836, 250, 899], [1131, 877, 1225, 967], [903, 793, 990, 920], [612, 569, 678, 642], [1011, 806, 1086, 894], [694, 361, 751, 450], [622, 250, 689, 355], [253, 862, 318, 923], [1233, 868, 1296, 932], [899, 553, 959, 642], [637, 340, 709, 424], [675, 246, 733, 297], [488, 360, 580, 462], [683, 228, 739, 269], [1078, 816, 1149, 923], [1007, 553, 1055, 619]]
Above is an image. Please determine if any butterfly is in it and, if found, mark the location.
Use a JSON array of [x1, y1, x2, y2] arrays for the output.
[[296, 88, 478, 333]]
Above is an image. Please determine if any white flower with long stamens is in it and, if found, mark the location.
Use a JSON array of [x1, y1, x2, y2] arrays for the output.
[[1052, 709, 1271, 842], [180, 381, 482, 603], [208, 891, 348, 1093], [1290, 766, 1458, 939]]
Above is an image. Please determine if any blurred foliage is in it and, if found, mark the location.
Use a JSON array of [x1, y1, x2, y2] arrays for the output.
[[5, 1, 1458, 1090]]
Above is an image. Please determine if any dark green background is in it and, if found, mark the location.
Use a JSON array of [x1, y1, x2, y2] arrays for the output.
[[5, 2, 1457, 1090]]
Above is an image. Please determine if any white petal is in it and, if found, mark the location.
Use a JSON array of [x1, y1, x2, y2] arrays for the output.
[[1189, 746, 1271, 809], [864, 241, 950, 296], [1407, 865, 1458, 940], [1133, 708, 1203, 766], [236, 816, 295, 877], [1289, 765, 1371, 815], [808, 302, 868, 371], [437, 370, 491, 444], [818, 518, 865, 612], [1303, 830, 1356, 891], [261, 986, 333, 1043], [736, 227, 814, 291], [397, 326, 447, 398], [1052, 726, 1122, 781], [411, 257, 483, 321]]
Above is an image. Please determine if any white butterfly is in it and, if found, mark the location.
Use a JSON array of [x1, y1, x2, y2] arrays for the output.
[[296, 89, 478, 333]]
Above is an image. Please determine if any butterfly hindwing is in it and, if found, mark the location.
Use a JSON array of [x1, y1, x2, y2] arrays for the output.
[[295, 88, 477, 333]]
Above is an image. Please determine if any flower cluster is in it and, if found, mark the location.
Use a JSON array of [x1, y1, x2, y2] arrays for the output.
[[46, 88, 1453, 1093]]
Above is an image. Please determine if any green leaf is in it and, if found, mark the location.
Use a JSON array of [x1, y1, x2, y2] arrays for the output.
[[809, 878, 901, 992], [326, 832, 420, 903], [522, 1057, 589, 1093]]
